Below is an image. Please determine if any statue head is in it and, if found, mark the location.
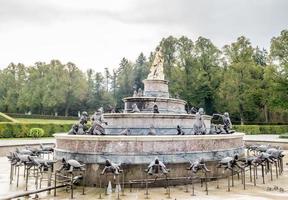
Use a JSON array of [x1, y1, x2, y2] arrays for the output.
[[224, 112, 229, 117], [97, 107, 103, 114], [198, 108, 205, 115], [61, 158, 67, 164], [105, 159, 111, 166], [200, 158, 205, 164], [82, 111, 88, 116], [155, 158, 159, 164]]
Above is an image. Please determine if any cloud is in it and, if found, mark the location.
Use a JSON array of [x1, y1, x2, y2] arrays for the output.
[[0, 0, 287, 71]]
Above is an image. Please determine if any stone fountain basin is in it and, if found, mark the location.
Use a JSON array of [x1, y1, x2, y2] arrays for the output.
[[104, 113, 212, 135], [54, 133, 244, 186], [54, 133, 244, 164]]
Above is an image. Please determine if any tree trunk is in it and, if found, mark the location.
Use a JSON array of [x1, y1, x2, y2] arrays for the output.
[[264, 104, 269, 123], [65, 104, 70, 117], [239, 102, 244, 125]]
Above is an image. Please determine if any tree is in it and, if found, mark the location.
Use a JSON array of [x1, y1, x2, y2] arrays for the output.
[[160, 36, 178, 81], [115, 58, 134, 109], [270, 30, 288, 110], [219, 36, 262, 124], [193, 37, 221, 114], [133, 53, 149, 90], [62, 62, 87, 116], [0, 63, 27, 113]]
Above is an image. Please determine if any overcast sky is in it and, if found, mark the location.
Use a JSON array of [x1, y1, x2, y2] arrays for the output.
[[0, 0, 287, 72]]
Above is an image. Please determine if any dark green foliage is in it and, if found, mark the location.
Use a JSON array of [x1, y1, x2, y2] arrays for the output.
[[234, 125, 288, 135], [0, 123, 73, 138]]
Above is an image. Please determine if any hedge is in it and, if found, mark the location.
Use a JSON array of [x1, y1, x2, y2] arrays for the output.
[[234, 125, 288, 135], [279, 134, 288, 139], [5, 113, 78, 120], [0, 122, 73, 138]]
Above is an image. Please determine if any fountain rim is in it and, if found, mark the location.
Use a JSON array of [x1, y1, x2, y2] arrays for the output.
[[103, 112, 212, 119], [122, 96, 187, 103], [54, 132, 245, 141]]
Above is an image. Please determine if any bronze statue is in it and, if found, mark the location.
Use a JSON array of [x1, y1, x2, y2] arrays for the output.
[[217, 154, 243, 170], [57, 158, 85, 172], [87, 107, 108, 135], [101, 159, 122, 175], [266, 148, 284, 160], [187, 158, 210, 173], [137, 88, 143, 97], [133, 90, 138, 97], [190, 107, 198, 114], [153, 104, 159, 113], [193, 108, 206, 135], [68, 111, 89, 135], [40, 144, 54, 152], [177, 125, 185, 135], [256, 144, 271, 153], [146, 157, 168, 175], [120, 128, 131, 135], [131, 103, 140, 113], [147, 125, 156, 135], [27, 156, 54, 171], [16, 147, 33, 155], [212, 112, 234, 134]]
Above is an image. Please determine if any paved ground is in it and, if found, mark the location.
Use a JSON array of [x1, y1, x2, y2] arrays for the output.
[[0, 135, 288, 199], [243, 135, 288, 143], [0, 138, 55, 147], [1, 153, 288, 200]]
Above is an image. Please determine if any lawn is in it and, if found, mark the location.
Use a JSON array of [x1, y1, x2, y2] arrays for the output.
[[15, 118, 76, 124]]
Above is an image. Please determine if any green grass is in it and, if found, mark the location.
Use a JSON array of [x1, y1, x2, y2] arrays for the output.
[[15, 118, 76, 124], [0, 137, 53, 140], [0, 112, 19, 122]]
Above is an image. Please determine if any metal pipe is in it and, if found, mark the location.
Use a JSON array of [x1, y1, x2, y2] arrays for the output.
[[261, 165, 265, 184], [1, 184, 68, 200]]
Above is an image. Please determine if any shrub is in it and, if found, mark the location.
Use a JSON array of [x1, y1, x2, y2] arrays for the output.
[[234, 125, 288, 135], [279, 133, 288, 139], [28, 128, 45, 138], [0, 122, 73, 138]]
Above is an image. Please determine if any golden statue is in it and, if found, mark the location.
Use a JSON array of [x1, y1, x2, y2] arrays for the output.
[[147, 47, 165, 80]]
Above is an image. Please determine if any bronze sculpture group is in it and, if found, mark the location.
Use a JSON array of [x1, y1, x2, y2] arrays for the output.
[[6, 142, 286, 199], [67, 106, 235, 136], [68, 108, 108, 135]]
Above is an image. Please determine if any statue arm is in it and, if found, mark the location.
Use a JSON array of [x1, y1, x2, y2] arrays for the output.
[[100, 115, 108, 125], [159, 161, 167, 168], [213, 113, 223, 118], [101, 166, 108, 174], [228, 118, 232, 128], [147, 162, 154, 169]]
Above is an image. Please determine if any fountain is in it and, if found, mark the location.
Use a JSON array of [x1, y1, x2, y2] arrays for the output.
[[54, 47, 245, 186]]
